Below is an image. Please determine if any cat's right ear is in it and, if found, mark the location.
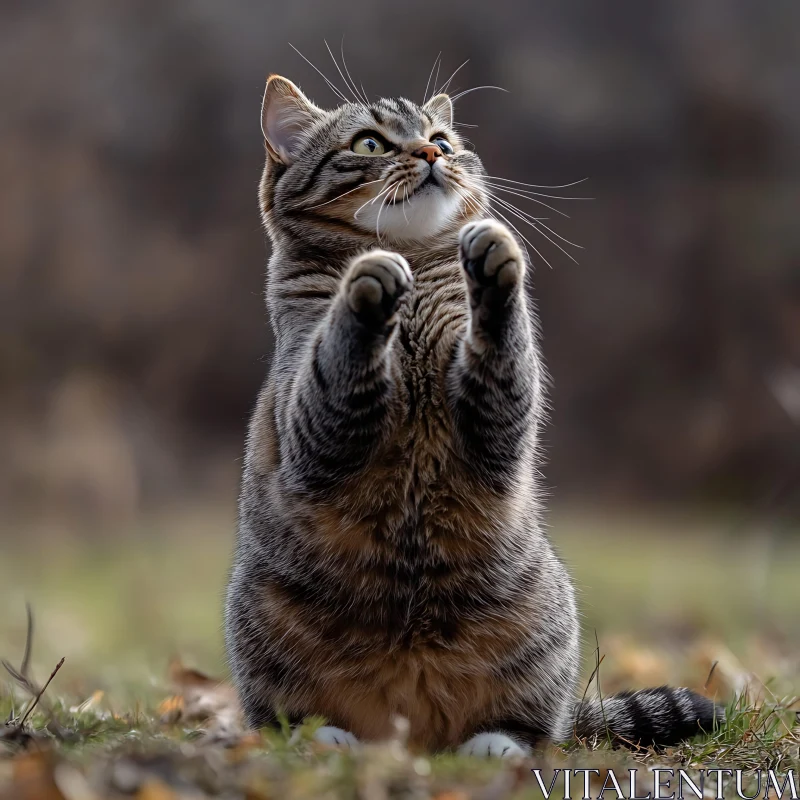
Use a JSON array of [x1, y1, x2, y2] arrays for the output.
[[261, 75, 322, 165]]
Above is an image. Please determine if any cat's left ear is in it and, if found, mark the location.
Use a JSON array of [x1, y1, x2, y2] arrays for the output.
[[423, 93, 453, 128], [261, 75, 324, 164]]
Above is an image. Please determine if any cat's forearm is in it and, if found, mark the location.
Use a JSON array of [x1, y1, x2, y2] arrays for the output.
[[446, 220, 543, 486], [448, 306, 542, 486], [276, 250, 412, 494]]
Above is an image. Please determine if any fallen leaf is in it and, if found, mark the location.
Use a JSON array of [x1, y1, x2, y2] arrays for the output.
[[165, 658, 245, 743], [157, 695, 184, 725], [69, 691, 104, 715], [693, 638, 761, 700], [136, 779, 180, 800], [5, 750, 66, 800]]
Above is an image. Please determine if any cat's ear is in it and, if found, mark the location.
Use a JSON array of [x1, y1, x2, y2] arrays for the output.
[[261, 75, 323, 164], [423, 93, 453, 128]]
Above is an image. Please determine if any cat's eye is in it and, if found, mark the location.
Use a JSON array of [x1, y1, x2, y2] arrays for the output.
[[432, 136, 454, 155], [352, 133, 388, 156]]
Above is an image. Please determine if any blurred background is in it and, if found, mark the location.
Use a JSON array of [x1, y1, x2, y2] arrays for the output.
[[0, 0, 798, 694]]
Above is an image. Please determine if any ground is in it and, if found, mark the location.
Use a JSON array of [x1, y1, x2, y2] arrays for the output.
[[1, 504, 798, 798]]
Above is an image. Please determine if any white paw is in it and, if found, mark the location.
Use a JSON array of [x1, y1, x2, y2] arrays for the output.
[[313, 725, 360, 750], [458, 732, 529, 758]]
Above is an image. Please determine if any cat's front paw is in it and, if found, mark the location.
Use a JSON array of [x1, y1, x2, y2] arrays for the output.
[[459, 219, 523, 294], [345, 250, 412, 330]]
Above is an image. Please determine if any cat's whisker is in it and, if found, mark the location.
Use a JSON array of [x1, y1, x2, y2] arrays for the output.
[[490, 204, 552, 270], [490, 205, 534, 264], [482, 190, 551, 224], [459, 186, 486, 217], [352, 180, 398, 220], [460, 191, 483, 222], [390, 183, 402, 211], [423, 52, 442, 105], [432, 59, 443, 104], [454, 191, 471, 223], [449, 184, 470, 218], [490, 195, 579, 264], [306, 178, 385, 210], [483, 184, 571, 218], [450, 86, 509, 102], [454, 176, 489, 212], [324, 39, 366, 108], [451, 182, 487, 223], [436, 59, 470, 96], [288, 43, 350, 105], [375, 184, 395, 244], [340, 37, 370, 106], [484, 180, 592, 202], [485, 175, 590, 190], [530, 217, 584, 251], [481, 190, 549, 222]]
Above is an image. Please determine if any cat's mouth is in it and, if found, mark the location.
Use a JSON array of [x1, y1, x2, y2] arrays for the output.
[[389, 170, 441, 204], [418, 172, 439, 190]]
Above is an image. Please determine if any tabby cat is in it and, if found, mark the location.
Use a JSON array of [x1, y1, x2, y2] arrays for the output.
[[224, 74, 722, 756]]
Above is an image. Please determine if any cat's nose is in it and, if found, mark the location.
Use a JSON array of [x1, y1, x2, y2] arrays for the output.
[[412, 143, 443, 164]]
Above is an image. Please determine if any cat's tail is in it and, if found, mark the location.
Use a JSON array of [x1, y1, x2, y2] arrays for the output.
[[573, 686, 724, 747]]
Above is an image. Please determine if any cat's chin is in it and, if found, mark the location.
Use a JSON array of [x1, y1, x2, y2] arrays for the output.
[[357, 187, 464, 244]]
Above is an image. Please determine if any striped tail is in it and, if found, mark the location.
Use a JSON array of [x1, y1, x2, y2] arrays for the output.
[[573, 686, 725, 747]]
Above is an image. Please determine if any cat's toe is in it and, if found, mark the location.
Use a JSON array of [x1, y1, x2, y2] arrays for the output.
[[458, 732, 529, 759], [313, 725, 360, 750], [459, 219, 522, 290], [346, 250, 412, 327]]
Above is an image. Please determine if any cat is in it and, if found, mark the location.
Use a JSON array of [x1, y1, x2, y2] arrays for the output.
[[224, 73, 723, 757]]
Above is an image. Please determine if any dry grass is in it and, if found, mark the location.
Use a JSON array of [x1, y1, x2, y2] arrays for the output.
[[1, 504, 798, 798]]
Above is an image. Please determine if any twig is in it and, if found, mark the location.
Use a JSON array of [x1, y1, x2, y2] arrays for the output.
[[19, 657, 65, 728], [593, 631, 610, 745], [574, 632, 606, 743], [20, 603, 33, 677], [704, 660, 719, 690]]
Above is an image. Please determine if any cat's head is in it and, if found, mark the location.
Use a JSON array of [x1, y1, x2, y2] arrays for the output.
[[259, 75, 487, 247]]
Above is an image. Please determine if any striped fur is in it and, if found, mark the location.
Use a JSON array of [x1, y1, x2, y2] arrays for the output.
[[574, 687, 724, 747], [224, 76, 723, 754]]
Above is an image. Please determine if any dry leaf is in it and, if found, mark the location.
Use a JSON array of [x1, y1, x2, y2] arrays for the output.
[[3, 750, 66, 800], [157, 695, 184, 725], [69, 691, 104, 715], [166, 658, 245, 742], [136, 779, 181, 800], [692, 638, 761, 700]]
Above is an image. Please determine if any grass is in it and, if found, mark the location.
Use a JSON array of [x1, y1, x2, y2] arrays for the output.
[[1, 503, 798, 797]]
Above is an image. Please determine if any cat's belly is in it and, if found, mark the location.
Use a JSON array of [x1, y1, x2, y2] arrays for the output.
[[307, 644, 510, 750], [269, 588, 533, 751], [263, 506, 546, 749]]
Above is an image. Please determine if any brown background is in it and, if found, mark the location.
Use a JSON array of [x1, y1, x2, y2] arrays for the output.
[[2, 0, 799, 525]]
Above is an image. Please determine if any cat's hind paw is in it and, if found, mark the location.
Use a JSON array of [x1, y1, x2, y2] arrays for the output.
[[312, 725, 360, 750], [458, 732, 529, 759]]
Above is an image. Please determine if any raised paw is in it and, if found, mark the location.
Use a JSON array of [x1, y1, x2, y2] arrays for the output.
[[345, 250, 412, 330], [458, 732, 529, 759], [312, 725, 360, 751], [459, 219, 523, 292]]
